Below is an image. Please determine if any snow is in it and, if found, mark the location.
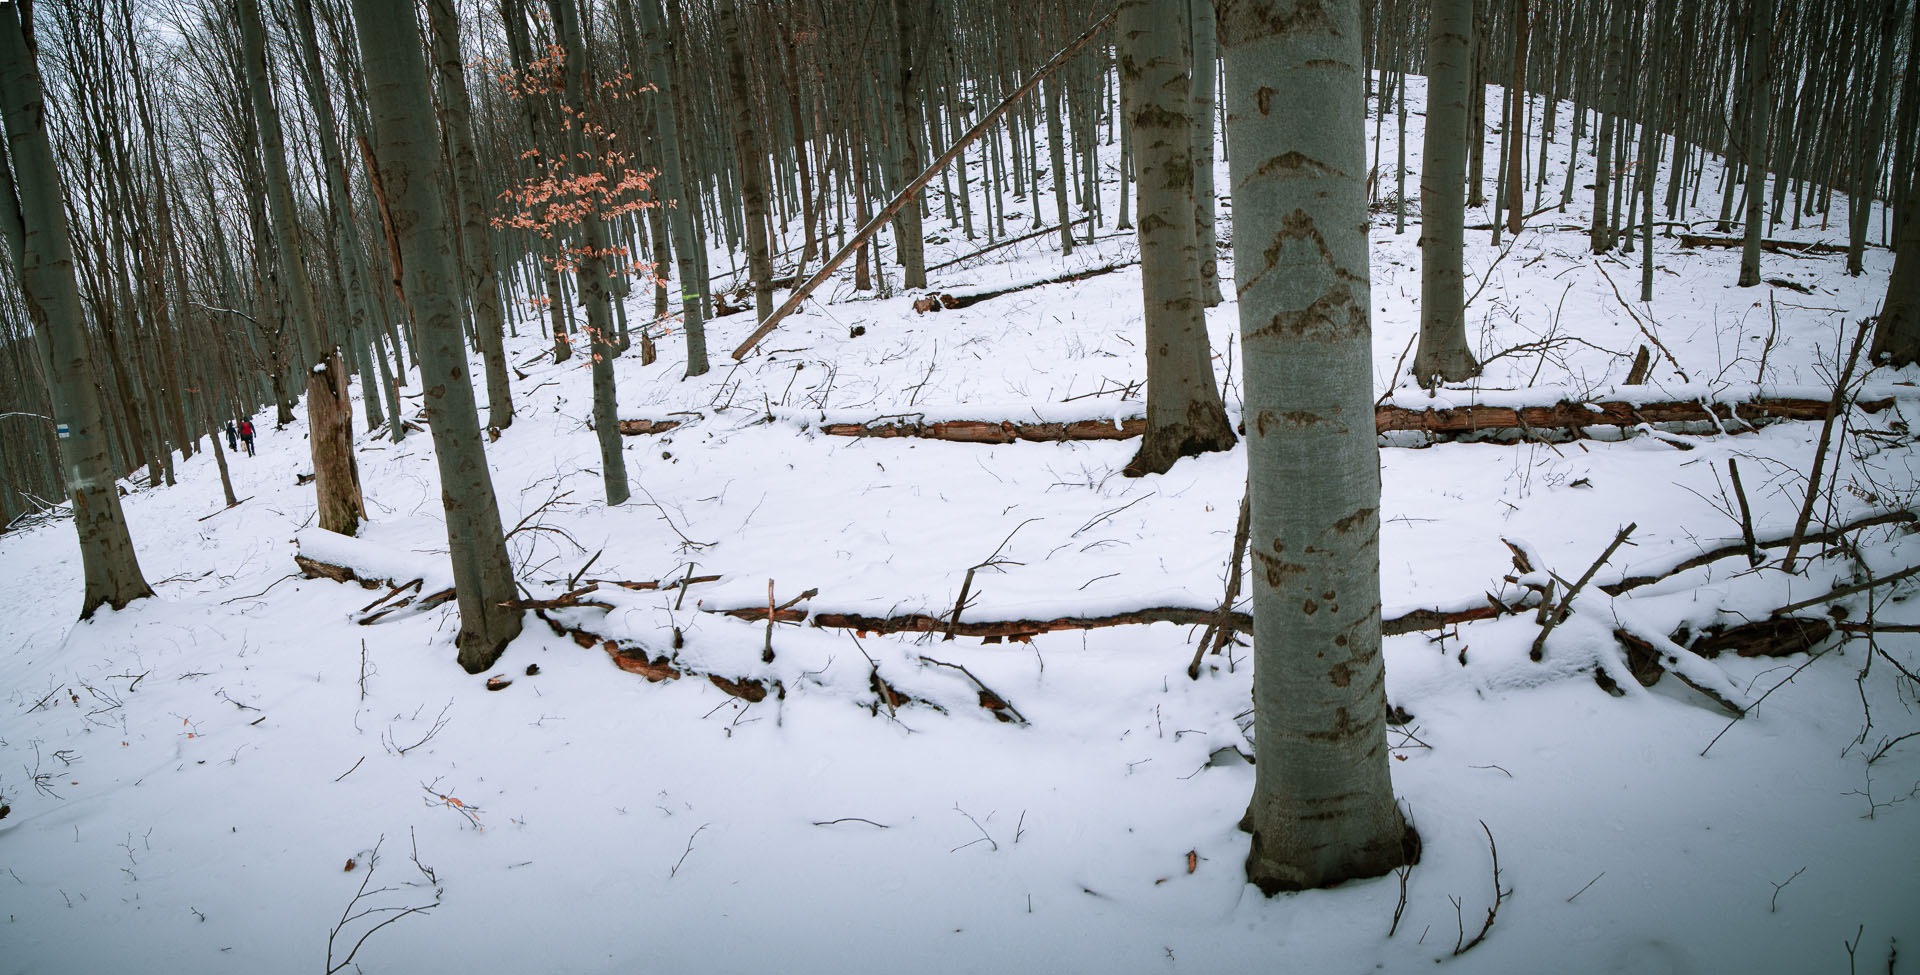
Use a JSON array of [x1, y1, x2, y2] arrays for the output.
[[3, 75, 1919, 974]]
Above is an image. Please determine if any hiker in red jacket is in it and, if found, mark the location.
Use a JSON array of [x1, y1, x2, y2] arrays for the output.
[[238, 419, 256, 456]]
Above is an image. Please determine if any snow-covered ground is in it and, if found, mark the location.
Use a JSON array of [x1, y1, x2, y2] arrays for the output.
[[2, 78, 1917, 973]]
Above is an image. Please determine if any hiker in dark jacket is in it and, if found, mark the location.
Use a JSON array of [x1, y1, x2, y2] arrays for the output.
[[225, 422, 238, 451]]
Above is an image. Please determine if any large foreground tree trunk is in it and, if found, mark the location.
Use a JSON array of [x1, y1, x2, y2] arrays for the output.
[[0, 2, 153, 618], [352, 0, 523, 672], [1220, 0, 1414, 893], [239, 0, 364, 535], [1414, 0, 1482, 387], [1117, 0, 1234, 478]]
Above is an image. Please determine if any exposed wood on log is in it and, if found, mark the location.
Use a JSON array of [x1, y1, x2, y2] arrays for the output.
[[1373, 396, 1894, 434], [617, 419, 683, 435], [620, 395, 1902, 444]]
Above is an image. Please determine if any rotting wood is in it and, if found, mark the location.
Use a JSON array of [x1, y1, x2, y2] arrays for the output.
[[1687, 617, 1832, 659], [617, 419, 683, 436], [619, 395, 1903, 444]]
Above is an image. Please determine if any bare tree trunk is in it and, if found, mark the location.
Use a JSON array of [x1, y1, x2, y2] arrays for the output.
[[1415, 0, 1482, 386], [1117, 0, 1234, 477], [0, 4, 153, 617], [352, 0, 523, 672], [1738, 0, 1773, 287], [718, 0, 775, 322], [1220, 0, 1412, 894], [427, 0, 513, 429], [239, 0, 364, 535], [549, 0, 630, 506], [625, 0, 708, 376]]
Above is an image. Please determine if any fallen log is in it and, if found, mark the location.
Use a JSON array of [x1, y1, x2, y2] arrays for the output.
[[620, 394, 1900, 444], [1677, 233, 1853, 255], [914, 262, 1133, 313], [719, 599, 1513, 639], [821, 417, 1144, 444]]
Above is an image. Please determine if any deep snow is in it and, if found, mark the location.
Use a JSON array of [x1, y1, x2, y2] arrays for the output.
[[2, 75, 1918, 974]]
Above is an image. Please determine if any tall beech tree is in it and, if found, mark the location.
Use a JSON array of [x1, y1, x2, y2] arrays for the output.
[[0, 0, 153, 618], [350, 0, 522, 672], [1116, 0, 1234, 478], [1221, 0, 1415, 892], [238, 0, 365, 535], [426, 0, 514, 430], [1414, 0, 1481, 387]]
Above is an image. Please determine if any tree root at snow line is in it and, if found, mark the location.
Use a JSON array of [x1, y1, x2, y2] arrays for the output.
[[619, 395, 1900, 445]]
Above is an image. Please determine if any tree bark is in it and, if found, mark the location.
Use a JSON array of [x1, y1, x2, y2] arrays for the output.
[[1117, 0, 1235, 477], [718, 0, 775, 323], [548, 0, 630, 507], [351, 0, 523, 672], [625, 0, 708, 377], [1220, 0, 1412, 894], [1737, 0, 1773, 287], [1871, 163, 1920, 366], [1415, 0, 1482, 386], [426, 0, 513, 429], [0, 3, 154, 617], [238, 0, 364, 536]]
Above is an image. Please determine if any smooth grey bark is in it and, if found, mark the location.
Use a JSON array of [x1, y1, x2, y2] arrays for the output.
[[1871, 163, 1920, 366], [1189, 0, 1221, 306], [1414, 0, 1482, 387], [1117, 0, 1234, 478], [627, 0, 708, 377], [1738, 0, 1773, 287], [718, 0, 774, 323], [426, 0, 513, 429], [351, 0, 522, 672], [1219, 0, 1413, 894], [238, 0, 364, 536], [548, 0, 630, 507], [0, 3, 153, 618]]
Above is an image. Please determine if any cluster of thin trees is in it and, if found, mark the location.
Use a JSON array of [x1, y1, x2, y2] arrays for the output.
[[3, 0, 1919, 893]]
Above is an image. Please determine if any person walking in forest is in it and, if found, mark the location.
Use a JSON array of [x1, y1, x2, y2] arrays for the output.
[[225, 422, 238, 452], [238, 419, 256, 456]]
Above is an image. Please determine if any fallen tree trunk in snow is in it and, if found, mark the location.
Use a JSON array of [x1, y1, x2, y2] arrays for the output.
[[913, 262, 1133, 313], [1677, 234, 1855, 255], [619, 394, 1902, 444]]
